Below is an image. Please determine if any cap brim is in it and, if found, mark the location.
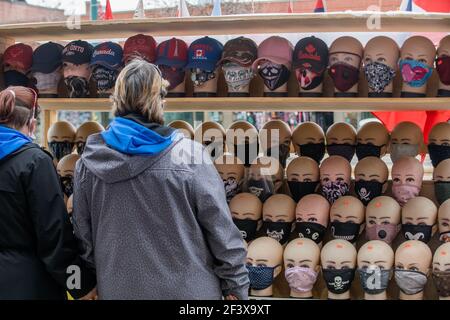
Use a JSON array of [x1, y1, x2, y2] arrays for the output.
[[185, 60, 217, 72], [217, 56, 253, 67], [90, 60, 122, 70], [252, 56, 291, 71], [155, 57, 187, 68]]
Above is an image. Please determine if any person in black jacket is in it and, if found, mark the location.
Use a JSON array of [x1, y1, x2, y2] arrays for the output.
[[0, 86, 96, 300]]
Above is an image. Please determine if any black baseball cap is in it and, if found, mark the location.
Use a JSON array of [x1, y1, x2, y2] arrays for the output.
[[62, 40, 94, 65], [31, 42, 64, 74], [293, 36, 329, 71]]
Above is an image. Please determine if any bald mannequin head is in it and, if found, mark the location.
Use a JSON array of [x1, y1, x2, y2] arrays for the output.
[[434, 159, 450, 205], [366, 196, 401, 244], [214, 154, 245, 202], [75, 121, 104, 155], [326, 122, 357, 162], [246, 156, 282, 202], [294, 194, 330, 245], [259, 120, 292, 168], [395, 240, 432, 276], [428, 122, 450, 168], [437, 35, 450, 91], [402, 196, 438, 243], [292, 122, 325, 163], [438, 199, 450, 243], [47, 121, 76, 161], [330, 196, 365, 243], [432, 242, 450, 299], [320, 156, 352, 204], [287, 156, 320, 202], [390, 121, 423, 163], [229, 192, 262, 242], [354, 157, 389, 205], [263, 194, 296, 223], [356, 121, 390, 159], [194, 121, 226, 160], [168, 120, 194, 139], [391, 157, 424, 207], [57, 154, 79, 201]]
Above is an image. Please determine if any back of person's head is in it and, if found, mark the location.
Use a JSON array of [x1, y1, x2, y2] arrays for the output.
[[112, 59, 169, 125], [0, 86, 39, 130]]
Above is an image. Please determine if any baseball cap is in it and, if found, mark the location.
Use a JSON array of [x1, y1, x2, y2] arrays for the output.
[[90, 42, 124, 70], [185, 36, 223, 72], [252, 36, 293, 70], [62, 40, 94, 65], [155, 38, 188, 68], [218, 37, 257, 67], [2, 43, 33, 72], [123, 34, 156, 63], [31, 42, 64, 74], [293, 36, 329, 70]]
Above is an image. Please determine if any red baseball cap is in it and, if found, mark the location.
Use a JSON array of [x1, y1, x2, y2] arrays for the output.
[[123, 34, 157, 64], [155, 38, 188, 68], [2, 43, 33, 72]]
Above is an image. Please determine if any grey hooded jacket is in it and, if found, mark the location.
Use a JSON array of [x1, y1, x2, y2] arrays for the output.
[[73, 133, 249, 300]]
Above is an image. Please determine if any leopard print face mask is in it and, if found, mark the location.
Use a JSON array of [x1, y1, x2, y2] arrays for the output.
[[364, 61, 396, 93]]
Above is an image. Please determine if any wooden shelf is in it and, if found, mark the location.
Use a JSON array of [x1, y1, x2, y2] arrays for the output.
[[1, 12, 449, 41], [38, 97, 450, 113]]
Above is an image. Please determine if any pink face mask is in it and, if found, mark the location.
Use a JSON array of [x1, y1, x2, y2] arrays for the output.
[[366, 223, 401, 244], [392, 184, 421, 207], [285, 266, 318, 293]]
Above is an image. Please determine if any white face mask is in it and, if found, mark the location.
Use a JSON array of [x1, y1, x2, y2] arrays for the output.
[[34, 70, 62, 92], [222, 63, 254, 92]]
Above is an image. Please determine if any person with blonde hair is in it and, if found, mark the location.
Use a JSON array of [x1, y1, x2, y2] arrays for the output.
[[73, 59, 249, 300]]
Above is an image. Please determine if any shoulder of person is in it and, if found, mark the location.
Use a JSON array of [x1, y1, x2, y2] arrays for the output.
[[13, 143, 54, 164]]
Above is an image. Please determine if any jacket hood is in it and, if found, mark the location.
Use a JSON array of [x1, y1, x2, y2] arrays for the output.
[[0, 125, 32, 161]]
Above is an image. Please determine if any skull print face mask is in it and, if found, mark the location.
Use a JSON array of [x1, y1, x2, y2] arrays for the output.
[[322, 268, 356, 295], [258, 61, 290, 91], [260, 221, 292, 245]]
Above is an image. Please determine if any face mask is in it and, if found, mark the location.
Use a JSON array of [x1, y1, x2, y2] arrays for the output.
[[330, 221, 361, 243], [321, 180, 350, 204], [222, 63, 254, 92], [298, 143, 326, 164], [267, 144, 290, 168], [76, 141, 86, 155], [365, 223, 400, 244], [34, 71, 62, 92], [246, 265, 278, 290], [224, 177, 240, 203], [234, 142, 259, 167], [232, 218, 258, 242], [285, 267, 318, 293], [326, 144, 355, 162], [358, 267, 391, 295], [435, 181, 450, 205], [436, 56, 450, 85], [204, 140, 223, 160], [394, 269, 428, 295], [296, 65, 324, 90], [48, 141, 74, 161], [159, 65, 185, 91], [60, 176, 74, 197], [191, 68, 215, 87], [390, 144, 419, 163], [328, 62, 360, 92], [322, 268, 356, 294], [4, 70, 29, 87], [355, 180, 385, 206], [356, 143, 383, 160], [428, 144, 450, 168], [259, 61, 290, 91], [64, 76, 90, 98], [92, 66, 118, 93], [440, 231, 450, 243], [399, 59, 433, 88], [364, 61, 396, 93], [392, 184, 420, 207], [402, 224, 433, 243], [294, 222, 327, 244], [433, 270, 450, 297], [260, 221, 292, 245], [288, 181, 319, 202], [247, 178, 274, 202]]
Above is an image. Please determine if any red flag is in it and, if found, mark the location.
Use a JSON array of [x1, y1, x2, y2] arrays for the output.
[[288, 0, 294, 13], [104, 0, 113, 20]]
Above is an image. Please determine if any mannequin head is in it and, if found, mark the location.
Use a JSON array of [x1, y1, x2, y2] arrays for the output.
[[401, 196, 438, 243], [227, 121, 259, 167], [56, 154, 79, 200], [428, 122, 450, 168], [168, 120, 194, 139], [74, 121, 104, 155], [321, 239, 357, 299], [90, 42, 123, 97], [261, 194, 296, 245], [284, 238, 321, 298], [259, 120, 292, 168], [438, 199, 450, 243], [432, 242, 450, 299], [390, 121, 423, 163], [292, 122, 326, 164], [326, 122, 357, 162], [246, 237, 283, 296], [62, 40, 94, 98], [320, 155, 352, 204], [229, 192, 262, 242], [434, 159, 450, 205], [246, 156, 282, 202], [294, 194, 330, 245], [330, 195, 365, 243], [357, 240, 394, 299], [366, 196, 401, 244], [400, 36, 436, 95], [363, 36, 399, 95], [214, 154, 245, 203], [286, 156, 320, 202], [436, 35, 450, 91], [31, 42, 64, 97], [356, 121, 390, 160], [194, 121, 226, 160], [328, 36, 363, 95], [47, 121, 76, 161], [354, 157, 389, 206], [391, 156, 424, 207], [395, 240, 432, 300]]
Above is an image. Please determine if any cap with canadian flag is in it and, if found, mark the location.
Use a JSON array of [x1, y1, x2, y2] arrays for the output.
[[185, 36, 223, 72], [2, 43, 33, 73], [123, 34, 157, 64], [155, 38, 188, 69]]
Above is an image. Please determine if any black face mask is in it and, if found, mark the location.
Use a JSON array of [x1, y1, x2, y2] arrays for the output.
[[322, 268, 356, 294], [260, 220, 292, 245], [234, 142, 259, 167], [288, 180, 319, 202], [204, 140, 223, 160], [48, 141, 74, 161], [60, 176, 74, 197], [354, 180, 385, 206], [402, 224, 433, 243], [247, 179, 274, 202], [224, 177, 240, 203], [233, 218, 259, 242], [330, 221, 361, 243], [358, 268, 391, 295], [326, 144, 356, 162], [435, 181, 450, 205], [356, 143, 383, 160], [76, 141, 86, 155], [267, 144, 290, 168], [4, 70, 30, 87], [92, 66, 118, 92], [259, 62, 290, 91], [298, 143, 326, 164], [294, 222, 327, 244], [428, 144, 450, 168], [65, 76, 90, 98]]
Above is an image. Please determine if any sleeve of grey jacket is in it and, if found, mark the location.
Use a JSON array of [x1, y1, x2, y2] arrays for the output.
[[192, 153, 250, 300], [72, 160, 96, 270]]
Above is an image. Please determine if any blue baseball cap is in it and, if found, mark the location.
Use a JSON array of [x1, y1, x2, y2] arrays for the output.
[[185, 36, 223, 72], [31, 42, 64, 74], [90, 42, 124, 70]]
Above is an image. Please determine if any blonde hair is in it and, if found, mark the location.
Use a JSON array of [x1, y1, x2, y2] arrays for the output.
[[111, 59, 169, 124]]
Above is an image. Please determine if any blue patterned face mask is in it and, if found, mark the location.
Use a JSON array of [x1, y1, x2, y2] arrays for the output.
[[399, 59, 433, 88], [246, 265, 279, 290]]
